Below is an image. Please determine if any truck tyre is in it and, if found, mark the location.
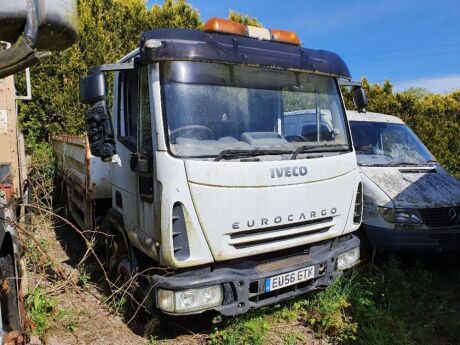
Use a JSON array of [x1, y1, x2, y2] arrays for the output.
[[0, 253, 21, 335], [115, 238, 133, 289], [107, 234, 135, 290]]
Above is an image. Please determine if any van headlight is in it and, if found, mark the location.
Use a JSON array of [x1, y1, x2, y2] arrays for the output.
[[337, 247, 360, 270], [157, 285, 223, 313], [378, 207, 422, 224]]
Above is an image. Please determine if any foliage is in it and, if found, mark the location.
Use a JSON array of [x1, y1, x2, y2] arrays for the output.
[[26, 289, 67, 341], [297, 276, 358, 341], [28, 142, 56, 210], [345, 255, 460, 345], [344, 79, 460, 178], [209, 314, 271, 345], [228, 9, 264, 27]]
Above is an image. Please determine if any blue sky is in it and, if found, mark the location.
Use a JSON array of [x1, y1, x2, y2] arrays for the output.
[[147, 0, 460, 93]]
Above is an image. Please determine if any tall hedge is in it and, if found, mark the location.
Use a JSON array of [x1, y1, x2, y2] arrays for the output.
[[343, 81, 460, 178]]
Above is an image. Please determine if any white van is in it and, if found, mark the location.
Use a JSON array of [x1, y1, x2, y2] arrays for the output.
[[348, 110, 460, 251]]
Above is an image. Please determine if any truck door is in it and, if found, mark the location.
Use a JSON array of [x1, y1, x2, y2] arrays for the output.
[[112, 65, 156, 252]]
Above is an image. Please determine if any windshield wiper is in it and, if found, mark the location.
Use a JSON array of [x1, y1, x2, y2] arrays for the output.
[[214, 149, 291, 161], [291, 144, 349, 160], [381, 162, 425, 167]]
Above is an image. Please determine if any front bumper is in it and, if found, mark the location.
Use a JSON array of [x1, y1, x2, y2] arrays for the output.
[[364, 224, 460, 252], [151, 234, 360, 316]]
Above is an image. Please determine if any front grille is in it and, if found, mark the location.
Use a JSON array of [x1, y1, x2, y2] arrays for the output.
[[420, 207, 460, 227], [228, 217, 334, 249]]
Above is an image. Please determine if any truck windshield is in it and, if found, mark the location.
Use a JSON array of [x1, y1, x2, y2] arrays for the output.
[[350, 121, 434, 166], [161, 61, 351, 158]]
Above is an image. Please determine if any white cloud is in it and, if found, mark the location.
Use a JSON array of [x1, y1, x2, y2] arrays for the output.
[[393, 74, 460, 94]]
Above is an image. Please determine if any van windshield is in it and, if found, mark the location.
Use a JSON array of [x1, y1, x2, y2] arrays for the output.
[[161, 61, 351, 158], [350, 121, 434, 166]]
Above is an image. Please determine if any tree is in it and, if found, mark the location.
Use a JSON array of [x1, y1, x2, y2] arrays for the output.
[[228, 10, 263, 27]]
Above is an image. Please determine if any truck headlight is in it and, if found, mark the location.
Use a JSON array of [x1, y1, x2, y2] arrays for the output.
[[378, 207, 422, 224], [157, 285, 223, 313], [337, 247, 360, 270]]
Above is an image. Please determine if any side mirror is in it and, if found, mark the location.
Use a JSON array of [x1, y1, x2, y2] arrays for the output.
[[80, 72, 107, 104], [80, 71, 116, 161], [352, 86, 368, 113], [80, 62, 134, 161], [85, 101, 116, 161], [130, 153, 150, 173]]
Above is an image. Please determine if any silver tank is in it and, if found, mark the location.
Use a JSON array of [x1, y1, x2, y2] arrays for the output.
[[0, 0, 77, 50]]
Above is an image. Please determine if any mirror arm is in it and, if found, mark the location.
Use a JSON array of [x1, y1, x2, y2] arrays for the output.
[[337, 79, 362, 87], [89, 62, 135, 74]]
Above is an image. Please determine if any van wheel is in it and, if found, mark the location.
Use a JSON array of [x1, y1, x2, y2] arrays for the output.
[[356, 227, 372, 260]]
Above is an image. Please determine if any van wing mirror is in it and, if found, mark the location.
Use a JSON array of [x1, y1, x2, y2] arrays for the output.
[[352, 86, 368, 113]]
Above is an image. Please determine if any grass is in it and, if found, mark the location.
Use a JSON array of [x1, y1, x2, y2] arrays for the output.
[[207, 254, 460, 345]]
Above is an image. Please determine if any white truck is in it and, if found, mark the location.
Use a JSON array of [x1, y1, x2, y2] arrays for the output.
[[54, 17, 364, 317], [348, 110, 460, 252]]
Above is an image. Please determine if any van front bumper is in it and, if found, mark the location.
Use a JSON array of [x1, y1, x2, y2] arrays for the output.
[[364, 224, 460, 252], [150, 234, 360, 316]]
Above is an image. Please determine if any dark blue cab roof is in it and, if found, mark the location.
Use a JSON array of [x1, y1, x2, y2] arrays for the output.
[[140, 28, 351, 79]]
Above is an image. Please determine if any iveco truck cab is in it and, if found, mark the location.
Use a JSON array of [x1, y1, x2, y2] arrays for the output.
[[62, 17, 364, 316]]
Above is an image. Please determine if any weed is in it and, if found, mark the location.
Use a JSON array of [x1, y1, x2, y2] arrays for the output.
[[298, 273, 358, 342], [102, 291, 128, 316], [278, 330, 305, 345], [209, 315, 271, 345], [26, 289, 66, 341], [78, 265, 91, 287]]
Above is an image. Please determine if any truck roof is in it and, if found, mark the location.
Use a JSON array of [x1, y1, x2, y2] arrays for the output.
[[346, 110, 405, 124], [139, 28, 351, 79]]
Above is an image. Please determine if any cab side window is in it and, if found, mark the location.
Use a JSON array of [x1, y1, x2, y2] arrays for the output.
[[118, 68, 139, 151], [138, 66, 152, 158]]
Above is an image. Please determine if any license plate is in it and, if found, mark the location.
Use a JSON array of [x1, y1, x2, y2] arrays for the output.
[[264, 265, 315, 292]]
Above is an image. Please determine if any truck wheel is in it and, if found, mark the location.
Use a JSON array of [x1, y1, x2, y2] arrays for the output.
[[0, 253, 21, 335], [108, 236, 136, 292], [116, 240, 133, 288]]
